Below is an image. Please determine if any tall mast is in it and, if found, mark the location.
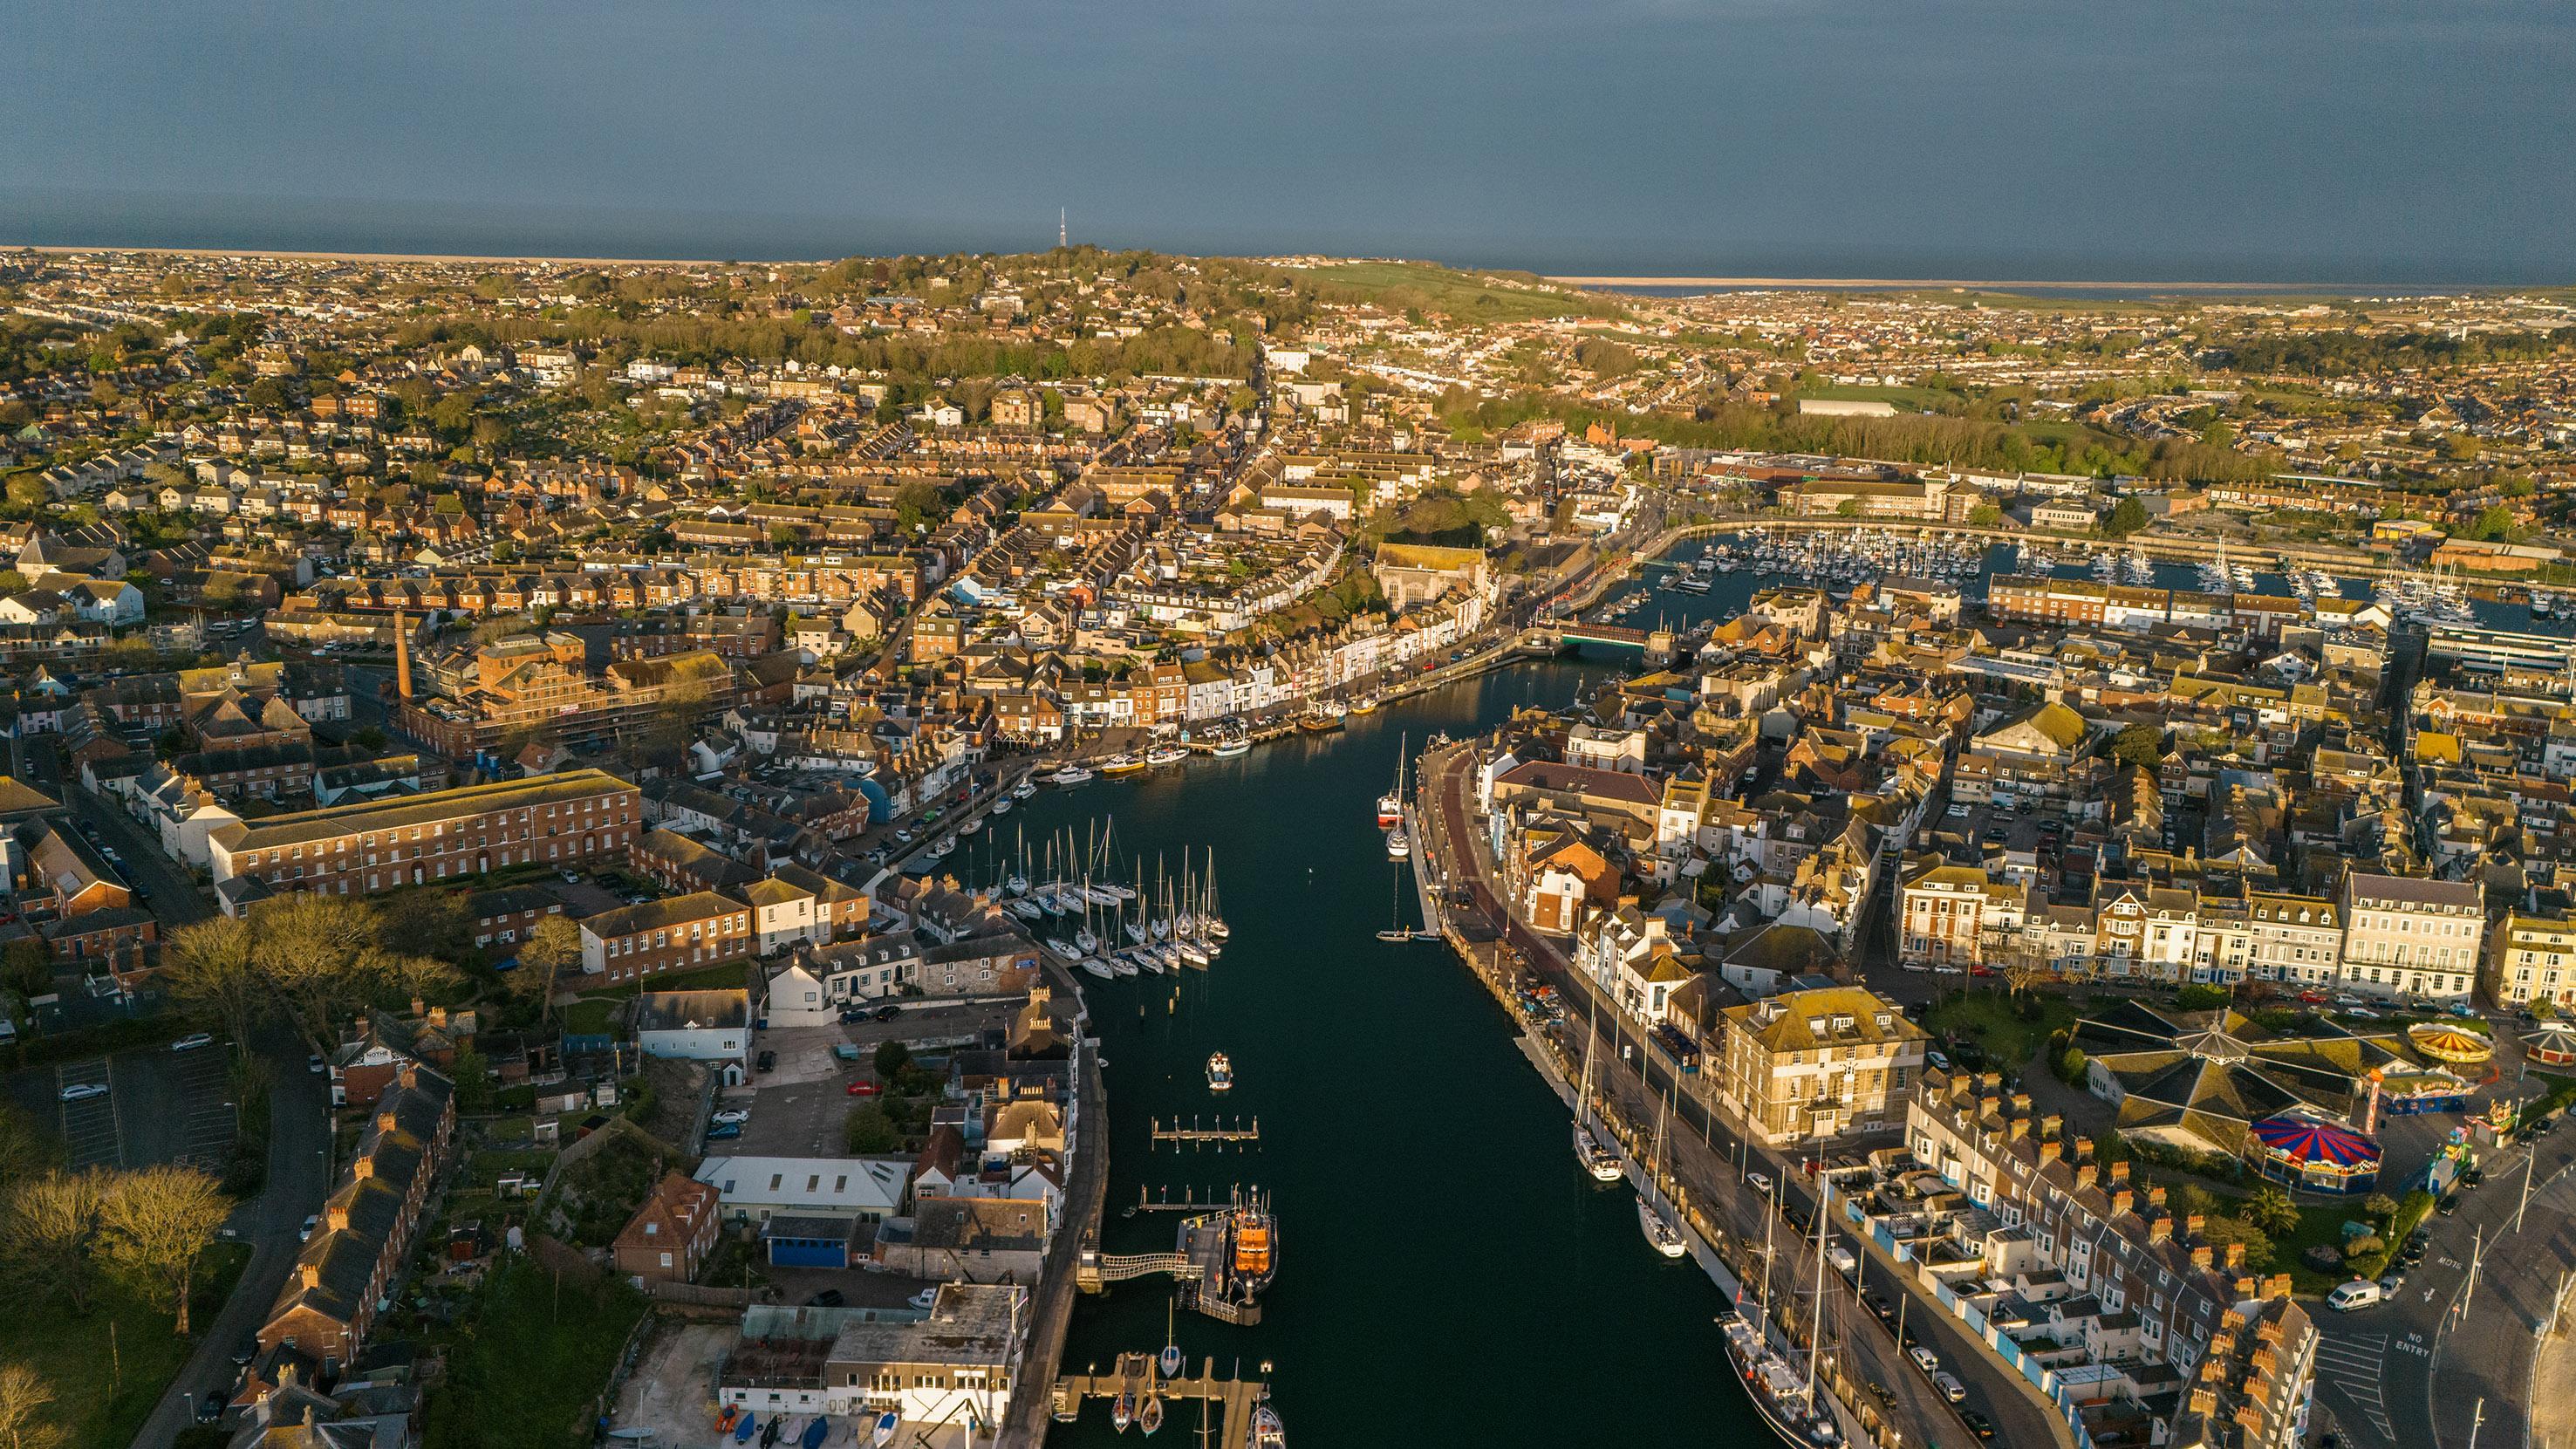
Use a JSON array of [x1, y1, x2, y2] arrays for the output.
[[1804, 1176, 1829, 1404]]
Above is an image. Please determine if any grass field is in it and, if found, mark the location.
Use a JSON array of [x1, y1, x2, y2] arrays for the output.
[[1797, 383, 1966, 414], [424, 1261, 649, 1449], [1926, 989, 2079, 1070], [1303, 261, 1625, 324], [0, 1241, 252, 1449]]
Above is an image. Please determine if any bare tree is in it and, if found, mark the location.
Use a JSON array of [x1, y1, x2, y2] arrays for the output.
[[1995, 933, 2055, 1002], [99, 1165, 230, 1336], [162, 916, 265, 1045], [0, 1364, 62, 1449], [249, 893, 381, 1053], [512, 915, 584, 1029], [2, 1168, 111, 1312]]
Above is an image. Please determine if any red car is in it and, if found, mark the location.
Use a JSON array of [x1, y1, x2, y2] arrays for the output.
[[2298, 990, 2327, 1004], [846, 1080, 880, 1097]]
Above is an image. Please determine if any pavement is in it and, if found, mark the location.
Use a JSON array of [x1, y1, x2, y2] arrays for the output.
[[1418, 740, 2058, 1449]]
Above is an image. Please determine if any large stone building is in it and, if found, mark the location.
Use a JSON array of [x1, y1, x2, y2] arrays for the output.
[[1715, 985, 1926, 1145], [2336, 871, 2482, 1002]]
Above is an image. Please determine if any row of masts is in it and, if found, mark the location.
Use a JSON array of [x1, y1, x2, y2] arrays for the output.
[[984, 817, 1230, 979]]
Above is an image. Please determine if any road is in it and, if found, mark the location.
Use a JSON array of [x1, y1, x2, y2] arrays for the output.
[[129, 1028, 334, 1448], [1418, 741, 2066, 1449], [11, 731, 215, 928]]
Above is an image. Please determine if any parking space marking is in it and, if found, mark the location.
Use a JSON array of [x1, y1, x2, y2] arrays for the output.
[[53, 1057, 123, 1170], [169, 1049, 239, 1168]]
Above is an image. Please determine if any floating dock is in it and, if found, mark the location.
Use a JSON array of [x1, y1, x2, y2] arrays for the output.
[[1151, 1116, 1261, 1148], [1051, 1357, 1269, 1442]]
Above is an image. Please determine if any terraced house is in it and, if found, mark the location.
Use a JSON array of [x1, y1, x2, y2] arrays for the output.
[[206, 769, 641, 910], [578, 890, 756, 984]]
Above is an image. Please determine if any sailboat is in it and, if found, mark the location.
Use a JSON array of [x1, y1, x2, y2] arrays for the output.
[[1636, 1095, 1688, 1258], [1377, 734, 1405, 827], [1159, 1300, 1184, 1379], [1573, 1014, 1624, 1183]]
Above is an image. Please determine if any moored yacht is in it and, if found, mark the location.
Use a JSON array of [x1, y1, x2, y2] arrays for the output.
[[1721, 1316, 1841, 1446], [1384, 824, 1410, 859], [1575, 1121, 1623, 1183]]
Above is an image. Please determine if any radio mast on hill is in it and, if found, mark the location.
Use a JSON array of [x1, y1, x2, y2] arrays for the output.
[[1059, 208, 1068, 248]]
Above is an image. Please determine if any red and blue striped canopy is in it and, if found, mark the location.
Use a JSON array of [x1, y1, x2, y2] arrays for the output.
[[2251, 1115, 2381, 1168]]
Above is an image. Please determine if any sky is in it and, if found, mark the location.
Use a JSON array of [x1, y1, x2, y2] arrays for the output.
[[3, 0, 2571, 283]]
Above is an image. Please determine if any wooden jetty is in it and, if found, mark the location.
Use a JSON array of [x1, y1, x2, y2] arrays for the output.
[[1127, 1184, 1246, 1215], [1151, 1116, 1261, 1148], [1053, 1357, 1268, 1443]]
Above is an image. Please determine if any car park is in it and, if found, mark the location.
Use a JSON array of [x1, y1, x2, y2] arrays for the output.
[[58, 1082, 108, 1102], [171, 1033, 215, 1051]]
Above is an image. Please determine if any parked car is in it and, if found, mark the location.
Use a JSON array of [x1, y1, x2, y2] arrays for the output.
[[195, 1398, 225, 1425], [1958, 1409, 1995, 1439], [171, 1033, 215, 1051], [710, 1108, 750, 1125], [58, 1082, 108, 1103], [804, 1289, 845, 1308], [2379, 1273, 2407, 1295], [1932, 1371, 1966, 1403], [2327, 1280, 2383, 1311], [299, 1214, 319, 1242], [1908, 1346, 1940, 1376], [308, 1054, 326, 1074], [1746, 1172, 1773, 1195], [1866, 1294, 1895, 1323], [2436, 1194, 2462, 1216], [1925, 1049, 1953, 1072], [875, 1004, 900, 1022], [705, 1122, 742, 1140], [755, 1050, 777, 1073], [846, 1081, 880, 1097]]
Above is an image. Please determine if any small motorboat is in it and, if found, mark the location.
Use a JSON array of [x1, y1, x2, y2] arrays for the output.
[[1209, 737, 1250, 757], [1145, 743, 1188, 766], [1139, 1396, 1165, 1437], [1113, 1389, 1135, 1432], [990, 797, 1013, 815], [1010, 780, 1038, 799], [1206, 1052, 1233, 1092], [907, 1287, 939, 1309], [1099, 753, 1147, 776], [1047, 767, 1094, 786], [871, 1410, 899, 1447]]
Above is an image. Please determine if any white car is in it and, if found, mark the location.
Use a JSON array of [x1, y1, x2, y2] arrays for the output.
[[58, 1082, 108, 1103], [171, 1033, 215, 1052], [1746, 1172, 1773, 1195], [710, 1108, 751, 1125], [1932, 1371, 1966, 1403], [1908, 1346, 1940, 1376], [300, 1215, 319, 1242]]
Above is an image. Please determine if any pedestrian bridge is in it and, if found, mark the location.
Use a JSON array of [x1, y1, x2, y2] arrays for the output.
[[1523, 624, 1676, 660]]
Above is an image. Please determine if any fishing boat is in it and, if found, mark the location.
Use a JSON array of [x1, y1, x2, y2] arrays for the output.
[[1721, 1315, 1842, 1447], [1376, 733, 1406, 826], [1047, 766, 1094, 786], [1296, 708, 1343, 734], [1158, 1302, 1183, 1380], [1349, 693, 1381, 714], [1145, 742, 1188, 766], [870, 1411, 899, 1448], [1209, 735, 1251, 758], [1100, 753, 1147, 776], [1206, 1052, 1233, 1092], [1384, 824, 1410, 859], [1245, 1400, 1284, 1449]]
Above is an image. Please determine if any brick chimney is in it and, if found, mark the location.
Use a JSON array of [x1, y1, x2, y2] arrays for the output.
[[352, 1156, 374, 1180], [398, 1063, 418, 1090], [375, 1111, 398, 1134], [2011, 1092, 2032, 1116], [2112, 1188, 2135, 1219], [299, 1262, 320, 1288], [2009, 1118, 2029, 1140], [2075, 1163, 2098, 1192], [2146, 1185, 2168, 1211], [428, 1006, 448, 1029], [2040, 1113, 2061, 1140], [2187, 1388, 2217, 1418], [2108, 1159, 2130, 1186], [2263, 1272, 2293, 1298], [2039, 1139, 2063, 1168], [2185, 1212, 2207, 1240], [2147, 1213, 2170, 1242], [326, 1206, 350, 1232], [2224, 1241, 2247, 1270], [2190, 1244, 2213, 1269], [2074, 1137, 2094, 1164]]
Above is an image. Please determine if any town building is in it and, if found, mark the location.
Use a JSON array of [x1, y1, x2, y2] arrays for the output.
[[1715, 986, 1927, 1144], [206, 769, 640, 908]]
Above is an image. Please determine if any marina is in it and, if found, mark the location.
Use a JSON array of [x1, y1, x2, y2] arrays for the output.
[[1050, 1360, 1274, 1447]]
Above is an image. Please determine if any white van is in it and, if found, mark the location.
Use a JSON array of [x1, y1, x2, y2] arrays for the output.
[[2327, 1280, 2383, 1311]]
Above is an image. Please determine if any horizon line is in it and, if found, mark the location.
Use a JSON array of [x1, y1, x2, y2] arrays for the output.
[[1541, 275, 2553, 292]]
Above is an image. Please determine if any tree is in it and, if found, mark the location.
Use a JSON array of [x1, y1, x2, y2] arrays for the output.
[[162, 917, 265, 1045], [248, 893, 382, 1053], [0, 939, 48, 998], [2197, 1213, 2275, 1274], [2245, 1185, 2302, 1238], [0, 1364, 62, 1449], [1965, 503, 2002, 528], [873, 1041, 912, 1078], [2361, 1192, 2400, 1221], [2, 1168, 112, 1312], [844, 1105, 902, 1154], [512, 916, 583, 1027], [376, 892, 474, 968], [99, 1165, 230, 1335], [2108, 722, 2165, 770], [2102, 497, 2149, 537]]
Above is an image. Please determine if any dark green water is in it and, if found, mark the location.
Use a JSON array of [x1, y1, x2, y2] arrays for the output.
[[974, 656, 1757, 1448]]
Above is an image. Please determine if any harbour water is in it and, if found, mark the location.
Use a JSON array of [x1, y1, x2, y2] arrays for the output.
[[963, 657, 1759, 1447]]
